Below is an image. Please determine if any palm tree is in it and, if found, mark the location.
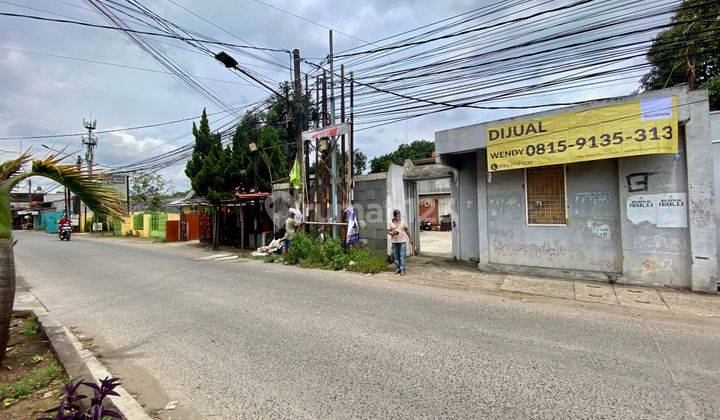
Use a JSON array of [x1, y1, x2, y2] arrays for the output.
[[0, 152, 126, 363]]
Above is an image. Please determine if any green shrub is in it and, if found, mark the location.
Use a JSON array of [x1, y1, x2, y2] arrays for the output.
[[285, 232, 312, 264], [285, 233, 388, 274], [345, 247, 388, 274]]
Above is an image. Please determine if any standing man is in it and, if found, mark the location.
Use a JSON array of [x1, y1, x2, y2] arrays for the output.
[[387, 209, 413, 275], [283, 210, 304, 253]]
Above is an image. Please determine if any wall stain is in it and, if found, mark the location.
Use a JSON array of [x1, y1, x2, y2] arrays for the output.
[[689, 197, 713, 226]]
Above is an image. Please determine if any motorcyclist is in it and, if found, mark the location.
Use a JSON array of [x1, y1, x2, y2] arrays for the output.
[[57, 212, 71, 227]]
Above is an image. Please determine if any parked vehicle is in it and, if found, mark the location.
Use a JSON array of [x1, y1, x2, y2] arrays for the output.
[[420, 218, 433, 231], [58, 225, 72, 241]]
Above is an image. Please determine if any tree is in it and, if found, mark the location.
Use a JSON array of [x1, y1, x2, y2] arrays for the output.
[[350, 149, 367, 175], [130, 173, 172, 211], [641, 0, 720, 109], [185, 108, 216, 182], [184, 91, 309, 249], [369, 140, 435, 173], [0, 153, 125, 363]]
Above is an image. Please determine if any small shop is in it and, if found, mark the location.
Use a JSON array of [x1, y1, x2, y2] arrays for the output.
[[435, 86, 716, 292]]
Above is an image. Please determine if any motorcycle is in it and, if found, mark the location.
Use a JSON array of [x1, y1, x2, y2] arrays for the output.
[[420, 218, 433, 231], [58, 225, 72, 241]]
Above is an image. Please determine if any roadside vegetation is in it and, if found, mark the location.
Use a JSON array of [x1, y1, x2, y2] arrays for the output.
[[266, 233, 388, 274], [0, 314, 68, 417]]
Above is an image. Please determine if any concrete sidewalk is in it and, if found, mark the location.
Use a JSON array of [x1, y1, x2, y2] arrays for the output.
[[381, 256, 720, 318]]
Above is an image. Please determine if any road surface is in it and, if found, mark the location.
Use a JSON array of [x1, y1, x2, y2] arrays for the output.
[[14, 231, 720, 418]]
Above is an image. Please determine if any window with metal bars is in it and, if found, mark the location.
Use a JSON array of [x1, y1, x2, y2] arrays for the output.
[[525, 165, 567, 225]]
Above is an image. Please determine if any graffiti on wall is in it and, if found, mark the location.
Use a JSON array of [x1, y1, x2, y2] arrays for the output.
[[488, 194, 521, 217], [625, 172, 652, 192], [573, 191, 613, 215], [492, 240, 575, 263], [586, 220, 610, 240]]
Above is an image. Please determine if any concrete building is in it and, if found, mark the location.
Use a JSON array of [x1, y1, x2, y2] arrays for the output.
[[435, 86, 716, 292]]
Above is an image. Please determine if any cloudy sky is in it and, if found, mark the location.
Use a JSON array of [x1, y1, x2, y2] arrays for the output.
[[0, 0, 654, 192]]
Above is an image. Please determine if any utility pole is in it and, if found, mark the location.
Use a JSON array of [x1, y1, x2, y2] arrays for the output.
[[292, 49, 305, 217], [126, 175, 131, 213], [349, 72, 355, 204], [81, 118, 97, 232], [304, 73, 311, 200], [340, 64, 346, 206], [74, 155, 82, 217], [328, 30, 338, 234], [321, 72, 328, 221]]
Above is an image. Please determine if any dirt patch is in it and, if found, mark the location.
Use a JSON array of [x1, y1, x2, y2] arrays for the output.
[[0, 313, 69, 419]]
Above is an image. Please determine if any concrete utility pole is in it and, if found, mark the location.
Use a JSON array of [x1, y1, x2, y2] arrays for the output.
[[349, 71, 354, 204], [328, 30, 339, 234], [292, 49, 305, 216], [82, 118, 97, 232]]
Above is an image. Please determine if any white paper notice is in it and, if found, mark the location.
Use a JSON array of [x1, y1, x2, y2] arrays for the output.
[[655, 193, 687, 228], [626, 193, 687, 227], [627, 195, 655, 225]]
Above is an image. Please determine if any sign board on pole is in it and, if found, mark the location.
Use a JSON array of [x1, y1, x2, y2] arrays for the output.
[[301, 123, 349, 141], [70, 215, 80, 227], [487, 96, 679, 171]]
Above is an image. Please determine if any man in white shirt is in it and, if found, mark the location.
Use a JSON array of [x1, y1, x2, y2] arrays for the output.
[[387, 209, 413, 274]]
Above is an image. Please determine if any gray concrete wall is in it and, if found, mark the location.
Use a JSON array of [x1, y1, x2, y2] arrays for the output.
[[618, 147, 690, 287], [683, 90, 716, 291], [353, 172, 389, 257], [445, 152, 479, 261], [712, 111, 720, 283], [484, 160, 620, 272], [386, 165, 405, 256]]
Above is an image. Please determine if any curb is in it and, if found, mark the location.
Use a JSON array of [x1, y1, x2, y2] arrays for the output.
[[15, 304, 152, 420]]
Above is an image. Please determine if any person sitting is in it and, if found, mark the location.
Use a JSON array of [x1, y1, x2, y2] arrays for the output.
[[57, 212, 71, 227]]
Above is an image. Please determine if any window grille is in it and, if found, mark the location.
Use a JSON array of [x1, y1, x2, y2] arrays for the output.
[[526, 165, 567, 225]]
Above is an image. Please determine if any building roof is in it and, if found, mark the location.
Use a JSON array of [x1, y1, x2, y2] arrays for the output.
[[435, 85, 699, 155]]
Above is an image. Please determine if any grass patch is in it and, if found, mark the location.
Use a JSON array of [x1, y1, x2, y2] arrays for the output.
[[19, 315, 39, 335], [1, 313, 69, 415], [263, 253, 283, 263], [0, 362, 63, 400], [284, 233, 388, 274]]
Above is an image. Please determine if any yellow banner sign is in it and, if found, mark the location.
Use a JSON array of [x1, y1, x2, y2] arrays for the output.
[[486, 96, 679, 172]]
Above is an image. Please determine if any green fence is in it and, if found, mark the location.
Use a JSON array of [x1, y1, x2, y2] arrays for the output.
[[133, 214, 144, 230], [149, 212, 167, 239]]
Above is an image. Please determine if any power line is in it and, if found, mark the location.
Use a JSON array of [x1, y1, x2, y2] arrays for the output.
[[251, 0, 366, 43], [0, 106, 253, 141], [0, 12, 290, 52], [0, 46, 260, 88]]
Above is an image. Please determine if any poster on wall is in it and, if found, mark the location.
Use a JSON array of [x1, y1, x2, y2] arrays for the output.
[[655, 193, 688, 228], [487, 96, 679, 171], [626, 193, 687, 228], [627, 195, 655, 225]]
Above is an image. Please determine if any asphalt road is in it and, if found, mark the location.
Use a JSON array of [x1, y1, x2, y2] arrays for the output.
[[14, 231, 720, 418]]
